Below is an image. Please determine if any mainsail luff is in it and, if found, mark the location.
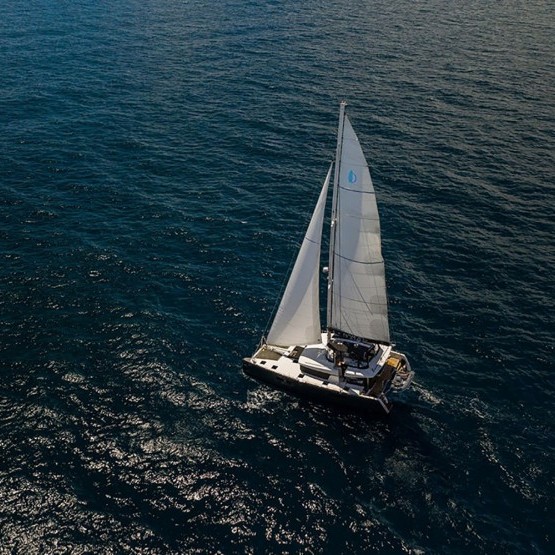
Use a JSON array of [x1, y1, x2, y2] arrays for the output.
[[326, 101, 346, 338], [266, 165, 332, 347], [327, 114, 390, 344]]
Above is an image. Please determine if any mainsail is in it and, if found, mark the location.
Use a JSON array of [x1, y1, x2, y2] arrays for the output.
[[266, 165, 332, 347], [327, 109, 390, 344]]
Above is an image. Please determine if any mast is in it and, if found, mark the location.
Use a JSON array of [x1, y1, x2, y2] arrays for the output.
[[327, 101, 347, 344]]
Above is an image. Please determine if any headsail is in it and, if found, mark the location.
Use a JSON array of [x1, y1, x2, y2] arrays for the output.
[[266, 165, 332, 347], [327, 110, 390, 344]]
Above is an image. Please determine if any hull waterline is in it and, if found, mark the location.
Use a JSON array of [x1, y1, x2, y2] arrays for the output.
[[243, 357, 393, 416]]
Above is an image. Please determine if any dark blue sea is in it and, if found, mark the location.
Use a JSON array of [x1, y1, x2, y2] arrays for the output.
[[1, 1, 553, 553]]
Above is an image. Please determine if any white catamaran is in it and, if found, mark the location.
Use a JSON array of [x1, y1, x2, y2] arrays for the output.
[[243, 102, 414, 415]]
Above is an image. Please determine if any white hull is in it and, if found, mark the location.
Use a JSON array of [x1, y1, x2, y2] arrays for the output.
[[243, 334, 413, 415]]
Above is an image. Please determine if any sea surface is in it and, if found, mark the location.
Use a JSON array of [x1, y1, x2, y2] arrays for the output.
[[1, 1, 553, 553]]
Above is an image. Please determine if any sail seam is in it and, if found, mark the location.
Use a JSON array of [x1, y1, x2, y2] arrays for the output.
[[335, 297, 388, 305], [338, 185, 376, 195], [304, 237, 320, 246], [332, 253, 384, 265]]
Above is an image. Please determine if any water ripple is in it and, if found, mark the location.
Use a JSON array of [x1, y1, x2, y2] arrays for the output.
[[1, 0, 554, 553]]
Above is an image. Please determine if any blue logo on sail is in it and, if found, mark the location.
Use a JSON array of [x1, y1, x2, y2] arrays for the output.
[[348, 170, 357, 184]]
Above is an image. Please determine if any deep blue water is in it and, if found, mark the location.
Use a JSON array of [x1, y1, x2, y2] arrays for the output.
[[1, 0, 554, 553]]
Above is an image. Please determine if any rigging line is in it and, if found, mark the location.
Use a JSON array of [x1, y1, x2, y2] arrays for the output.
[[338, 312, 355, 337], [343, 266, 387, 338]]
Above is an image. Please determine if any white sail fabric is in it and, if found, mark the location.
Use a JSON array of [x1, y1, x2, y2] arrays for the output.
[[328, 116, 390, 343], [267, 166, 331, 347]]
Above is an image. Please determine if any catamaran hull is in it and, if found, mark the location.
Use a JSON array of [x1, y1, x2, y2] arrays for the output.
[[242, 358, 393, 416]]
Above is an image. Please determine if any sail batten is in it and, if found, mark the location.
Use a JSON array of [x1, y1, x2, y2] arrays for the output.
[[338, 187, 376, 194], [333, 256, 384, 265], [266, 165, 332, 347]]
